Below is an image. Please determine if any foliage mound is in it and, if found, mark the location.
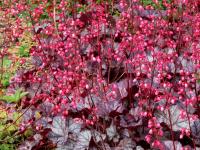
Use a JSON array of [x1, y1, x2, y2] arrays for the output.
[[0, 0, 200, 149]]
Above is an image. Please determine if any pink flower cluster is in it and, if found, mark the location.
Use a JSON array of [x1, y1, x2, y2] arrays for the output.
[[3, 0, 200, 149]]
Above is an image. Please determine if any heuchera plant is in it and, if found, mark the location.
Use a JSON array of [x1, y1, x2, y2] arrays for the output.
[[1, 0, 200, 149]]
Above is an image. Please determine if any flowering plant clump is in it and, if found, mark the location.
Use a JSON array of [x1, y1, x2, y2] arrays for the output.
[[0, 0, 200, 149]]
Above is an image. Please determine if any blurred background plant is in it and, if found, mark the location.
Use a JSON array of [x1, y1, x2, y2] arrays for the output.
[[0, 3, 35, 149], [0, 104, 32, 150]]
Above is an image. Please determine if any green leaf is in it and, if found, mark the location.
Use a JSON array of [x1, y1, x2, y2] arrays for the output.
[[19, 45, 29, 57], [77, 5, 87, 13], [2, 57, 11, 68], [1, 80, 9, 87], [24, 128, 33, 137], [40, 12, 49, 20], [7, 125, 17, 133], [0, 95, 16, 103], [0, 56, 12, 69], [96, 0, 101, 4], [12, 112, 22, 124], [7, 137, 15, 144], [0, 89, 28, 103], [1, 71, 12, 88], [15, 89, 21, 102], [20, 92, 29, 99], [140, 0, 166, 10], [0, 144, 15, 150], [0, 125, 7, 139], [0, 110, 7, 119]]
